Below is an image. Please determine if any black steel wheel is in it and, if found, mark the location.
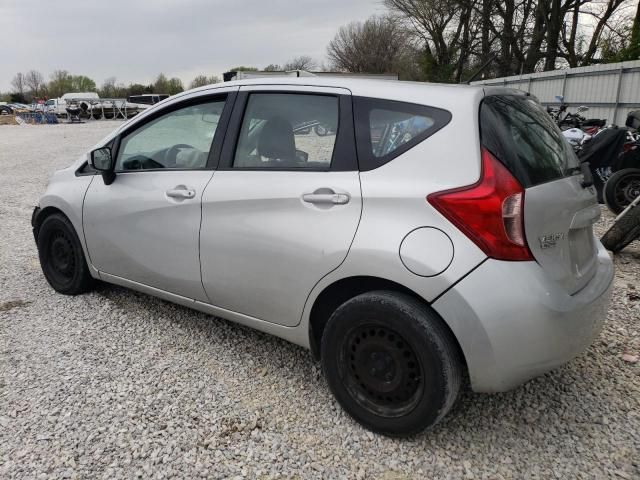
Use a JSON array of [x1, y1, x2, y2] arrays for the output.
[[321, 291, 463, 437], [37, 213, 95, 295], [604, 168, 640, 214], [47, 230, 76, 284], [343, 325, 423, 418]]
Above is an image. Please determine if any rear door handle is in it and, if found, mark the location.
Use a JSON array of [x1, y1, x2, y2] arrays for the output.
[[166, 187, 196, 199], [302, 191, 350, 205]]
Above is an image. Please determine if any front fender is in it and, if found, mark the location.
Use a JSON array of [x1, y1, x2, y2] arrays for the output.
[[35, 169, 98, 277]]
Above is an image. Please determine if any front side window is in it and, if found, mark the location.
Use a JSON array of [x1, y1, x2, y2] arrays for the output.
[[116, 98, 226, 171], [233, 93, 339, 169], [354, 97, 452, 171]]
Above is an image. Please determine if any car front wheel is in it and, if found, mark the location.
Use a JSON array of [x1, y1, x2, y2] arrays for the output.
[[321, 291, 463, 437], [37, 213, 95, 295]]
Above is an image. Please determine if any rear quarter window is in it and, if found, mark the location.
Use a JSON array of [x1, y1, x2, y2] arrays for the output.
[[480, 95, 579, 187], [354, 97, 451, 171]]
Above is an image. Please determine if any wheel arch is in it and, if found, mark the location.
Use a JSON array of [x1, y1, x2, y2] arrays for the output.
[[307, 275, 467, 371], [33, 197, 99, 278], [32, 205, 67, 237]]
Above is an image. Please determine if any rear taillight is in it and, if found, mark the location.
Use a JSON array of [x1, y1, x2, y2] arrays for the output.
[[427, 148, 533, 261]]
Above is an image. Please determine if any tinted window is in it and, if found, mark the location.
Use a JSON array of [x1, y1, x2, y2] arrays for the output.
[[233, 93, 338, 169], [116, 99, 225, 171], [480, 95, 579, 187], [354, 97, 452, 171]]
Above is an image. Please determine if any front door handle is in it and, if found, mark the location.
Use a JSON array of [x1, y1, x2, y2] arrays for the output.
[[302, 189, 350, 205], [166, 187, 196, 199]]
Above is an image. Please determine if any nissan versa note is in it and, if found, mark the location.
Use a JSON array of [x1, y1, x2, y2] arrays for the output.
[[33, 78, 614, 436]]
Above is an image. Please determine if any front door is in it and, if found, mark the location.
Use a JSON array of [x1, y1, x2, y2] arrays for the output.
[[83, 92, 234, 300], [200, 86, 362, 326]]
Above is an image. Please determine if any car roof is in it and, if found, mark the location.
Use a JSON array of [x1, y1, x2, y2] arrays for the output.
[[182, 77, 492, 109]]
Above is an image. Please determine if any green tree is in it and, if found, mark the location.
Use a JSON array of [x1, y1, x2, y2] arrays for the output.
[[128, 83, 151, 95], [71, 75, 96, 92], [48, 70, 73, 97], [618, 0, 640, 61], [263, 64, 281, 71], [153, 73, 170, 93], [167, 77, 184, 95]]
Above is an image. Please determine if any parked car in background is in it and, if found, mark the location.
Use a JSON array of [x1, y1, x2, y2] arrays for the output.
[[126, 94, 170, 112], [127, 94, 169, 105], [32, 78, 614, 436]]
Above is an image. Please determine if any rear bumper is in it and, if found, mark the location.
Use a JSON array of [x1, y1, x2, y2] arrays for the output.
[[432, 240, 614, 392]]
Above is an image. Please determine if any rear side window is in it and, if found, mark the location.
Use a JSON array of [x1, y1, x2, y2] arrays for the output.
[[354, 97, 451, 171], [480, 95, 579, 187]]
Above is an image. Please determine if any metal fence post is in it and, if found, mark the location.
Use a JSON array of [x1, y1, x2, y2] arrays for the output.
[[614, 65, 624, 125], [561, 71, 568, 101]]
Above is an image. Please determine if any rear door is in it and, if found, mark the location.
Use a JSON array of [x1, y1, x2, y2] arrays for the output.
[[480, 93, 600, 294], [199, 86, 361, 327]]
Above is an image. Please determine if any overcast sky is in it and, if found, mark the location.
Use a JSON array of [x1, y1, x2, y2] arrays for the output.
[[0, 0, 384, 92]]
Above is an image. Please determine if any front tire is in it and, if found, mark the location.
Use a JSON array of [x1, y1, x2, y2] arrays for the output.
[[37, 213, 95, 295], [603, 168, 640, 214], [321, 291, 463, 437], [601, 206, 640, 253]]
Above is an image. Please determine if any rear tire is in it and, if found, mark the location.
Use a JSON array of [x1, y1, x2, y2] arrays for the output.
[[603, 168, 640, 214], [601, 206, 640, 253], [321, 291, 462, 437], [37, 213, 95, 295]]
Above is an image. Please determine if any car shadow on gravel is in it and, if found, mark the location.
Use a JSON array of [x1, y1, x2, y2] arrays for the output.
[[90, 281, 628, 446]]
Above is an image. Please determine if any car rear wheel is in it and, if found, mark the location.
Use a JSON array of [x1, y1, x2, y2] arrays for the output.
[[37, 213, 95, 295], [321, 291, 463, 437]]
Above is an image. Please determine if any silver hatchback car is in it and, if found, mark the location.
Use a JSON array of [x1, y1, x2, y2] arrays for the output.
[[33, 78, 614, 436]]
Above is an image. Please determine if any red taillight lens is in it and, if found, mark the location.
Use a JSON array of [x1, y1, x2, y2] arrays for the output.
[[427, 148, 533, 261]]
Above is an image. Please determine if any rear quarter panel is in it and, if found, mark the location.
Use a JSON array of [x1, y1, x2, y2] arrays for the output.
[[301, 86, 488, 324]]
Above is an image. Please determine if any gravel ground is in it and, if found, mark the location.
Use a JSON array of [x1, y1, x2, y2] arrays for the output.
[[1, 122, 639, 479]]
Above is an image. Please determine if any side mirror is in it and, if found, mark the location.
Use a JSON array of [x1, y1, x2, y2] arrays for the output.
[[90, 146, 114, 171], [89, 146, 116, 185], [555, 95, 564, 103]]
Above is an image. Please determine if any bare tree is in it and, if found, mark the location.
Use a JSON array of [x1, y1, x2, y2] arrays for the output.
[[283, 55, 317, 71], [11, 73, 25, 98], [24, 70, 44, 98], [385, 0, 477, 82], [383, 0, 634, 80], [327, 15, 422, 79], [190, 75, 219, 89], [100, 77, 117, 97], [263, 64, 282, 71]]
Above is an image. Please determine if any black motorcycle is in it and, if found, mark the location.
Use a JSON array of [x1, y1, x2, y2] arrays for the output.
[[600, 110, 640, 253]]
